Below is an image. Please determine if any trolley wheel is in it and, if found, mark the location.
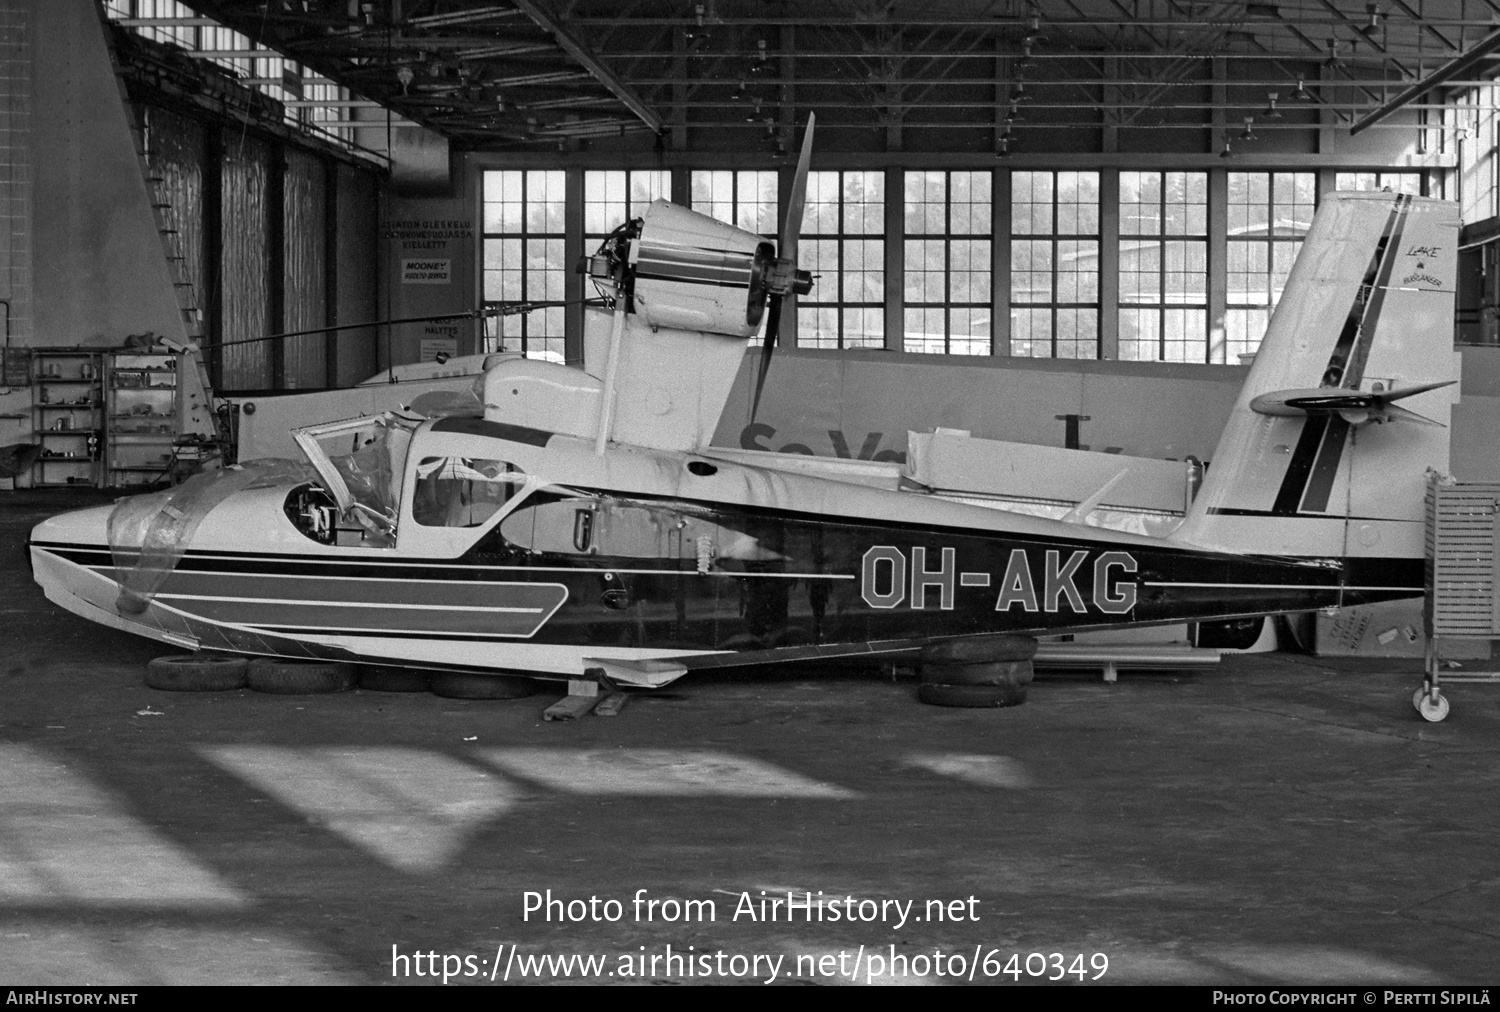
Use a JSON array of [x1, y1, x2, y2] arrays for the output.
[[1417, 691, 1450, 723], [1412, 686, 1429, 712]]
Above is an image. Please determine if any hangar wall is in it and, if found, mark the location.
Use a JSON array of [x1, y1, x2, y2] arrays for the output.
[[378, 142, 482, 369], [713, 349, 1243, 464], [0, 0, 191, 453], [29, 0, 190, 350], [6, 2, 1498, 492], [0, 0, 388, 461]]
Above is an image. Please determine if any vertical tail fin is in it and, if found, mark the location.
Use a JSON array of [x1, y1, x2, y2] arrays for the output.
[[1170, 191, 1460, 559]]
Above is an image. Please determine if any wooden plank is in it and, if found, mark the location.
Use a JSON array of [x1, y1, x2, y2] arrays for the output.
[[594, 692, 631, 718], [1035, 644, 1222, 669], [543, 693, 601, 721]]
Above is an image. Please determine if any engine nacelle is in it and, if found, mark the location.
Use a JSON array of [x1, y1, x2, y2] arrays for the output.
[[629, 200, 774, 339]]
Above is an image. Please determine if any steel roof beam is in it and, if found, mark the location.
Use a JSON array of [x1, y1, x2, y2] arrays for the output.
[[509, 0, 663, 133], [1313, 0, 1415, 78], [1350, 26, 1500, 134], [1385, 0, 1458, 51]]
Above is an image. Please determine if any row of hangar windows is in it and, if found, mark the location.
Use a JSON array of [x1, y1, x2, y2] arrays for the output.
[[480, 168, 1432, 367]]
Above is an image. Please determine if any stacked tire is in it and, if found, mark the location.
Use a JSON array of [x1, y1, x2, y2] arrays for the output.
[[145, 654, 248, 691], [917, 635, 1037, 708], [356, 666, 433, 693], [429, 671, 538, 700], [246, 657, 356, 694]]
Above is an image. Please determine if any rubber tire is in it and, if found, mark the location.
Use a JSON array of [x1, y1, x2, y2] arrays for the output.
[[145, 654, 248, 692], [357, 666, 432, 693], [920, 635, 1038, 664], [1417, 691, 1450, 723], [918, 681, 1028, 708], [246, 658, 355, 695], [429, 671, 538, 700], [921, 659, 1034, 687]]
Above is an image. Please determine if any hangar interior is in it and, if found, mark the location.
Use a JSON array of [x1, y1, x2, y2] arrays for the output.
[[4, 6, 1500, 399], [3, 0, 1500, 988], [5, 0, 1500, 642]]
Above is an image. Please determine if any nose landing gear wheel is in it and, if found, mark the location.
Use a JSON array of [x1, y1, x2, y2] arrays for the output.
[[1416, 690, 1450, 723]]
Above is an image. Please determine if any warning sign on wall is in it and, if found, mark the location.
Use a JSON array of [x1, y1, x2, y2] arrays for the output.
[[402, 258, 451, 284]]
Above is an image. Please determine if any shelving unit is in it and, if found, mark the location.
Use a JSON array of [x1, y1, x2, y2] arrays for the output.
[[106, 351, 180, 488], [31, 349, 104, 488]]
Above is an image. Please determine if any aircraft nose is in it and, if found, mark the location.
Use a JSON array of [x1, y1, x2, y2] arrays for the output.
[[30, 504, 115, 550]]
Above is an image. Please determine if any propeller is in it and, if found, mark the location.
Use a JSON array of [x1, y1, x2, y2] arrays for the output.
[[750, 113, 816, 421]]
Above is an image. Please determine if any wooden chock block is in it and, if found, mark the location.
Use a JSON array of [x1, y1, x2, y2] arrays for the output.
[[567, 677, 602, 698], [544, 693, 600, 721], [594, 692, 630, 718], [543, 668, 608, 721]]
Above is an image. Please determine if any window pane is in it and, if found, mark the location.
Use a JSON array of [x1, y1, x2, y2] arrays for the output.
[[950, 171, 991, 234], [690, 170, 733, 224], [807, 171, 841, 235], [1011, 306, 1048, 357], [482, 170, 566, 359], [796, 172, 885, 349], [738, 170, 778, 234], [1009, 172, 1099, 359], [1227, 172, 1316, 359], [905, 171, 944, 234], [584, 169, 667, 237], [904, 307, 947, 354], [1118, 172, 1207, 361], [847, 307, 883, 349], [413, 457, 524, 528]]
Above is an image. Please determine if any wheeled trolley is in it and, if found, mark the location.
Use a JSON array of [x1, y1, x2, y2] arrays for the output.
[[1420, 476, 1500, 722]]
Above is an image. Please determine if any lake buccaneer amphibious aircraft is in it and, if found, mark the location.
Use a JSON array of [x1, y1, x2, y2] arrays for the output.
[[28, 120, 1460, 690]]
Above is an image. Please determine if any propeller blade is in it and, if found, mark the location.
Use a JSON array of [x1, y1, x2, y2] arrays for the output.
[[752, 114, 813, 424], [779, 112, 815, 268], [750, 296, 782, 421]]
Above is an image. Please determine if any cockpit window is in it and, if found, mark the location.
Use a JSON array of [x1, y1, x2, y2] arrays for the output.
[[413, 456, 526, 528]]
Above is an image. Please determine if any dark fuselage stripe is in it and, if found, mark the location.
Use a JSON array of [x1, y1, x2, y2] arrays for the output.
[[1337, 194, 1411, 389], [429, 417, 552, 445], [1271, 414, 1331, 515], [1299, 415, 1352, 514], [1203, 508, 1415, 522], [33, 537, 1423, 594]]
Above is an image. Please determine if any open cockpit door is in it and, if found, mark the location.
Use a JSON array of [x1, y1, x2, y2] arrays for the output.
[[291, 413, 423, 541]]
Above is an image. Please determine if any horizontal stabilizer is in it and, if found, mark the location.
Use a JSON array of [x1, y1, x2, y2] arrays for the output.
[[1249, 380, 1454, 426], [1357, 401, 1447, 428]]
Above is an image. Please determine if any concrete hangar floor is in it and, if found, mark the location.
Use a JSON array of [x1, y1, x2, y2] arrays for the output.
[[1, 489, 1496, 987]]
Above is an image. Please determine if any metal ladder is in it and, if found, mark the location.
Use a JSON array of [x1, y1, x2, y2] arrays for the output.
[[95, 6, 202, 349]]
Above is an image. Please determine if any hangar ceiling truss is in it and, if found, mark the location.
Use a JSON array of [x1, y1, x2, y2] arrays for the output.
[[159, 1, 1500, 149]]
